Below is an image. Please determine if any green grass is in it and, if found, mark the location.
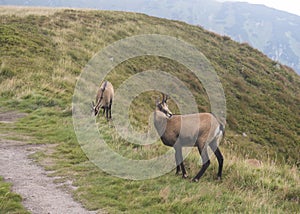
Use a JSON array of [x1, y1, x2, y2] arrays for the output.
[[0, 177, 29, 214], [0, 7, 299, 213]]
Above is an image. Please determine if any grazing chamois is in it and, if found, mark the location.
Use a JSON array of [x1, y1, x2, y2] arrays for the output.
[[154, 94, 225, 182], [92, 81, 114, 121]]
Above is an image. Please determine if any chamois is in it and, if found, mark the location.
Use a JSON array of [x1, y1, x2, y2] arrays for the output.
[[92, 81, 114, 121], [154, 94, 225, 182]]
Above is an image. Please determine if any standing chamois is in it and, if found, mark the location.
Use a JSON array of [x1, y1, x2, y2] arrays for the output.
[[154, 94, 225, 182], [92, 81, 114, 121]]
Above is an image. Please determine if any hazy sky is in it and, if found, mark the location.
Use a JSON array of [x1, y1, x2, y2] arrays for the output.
[[218, 0, 300, 16]]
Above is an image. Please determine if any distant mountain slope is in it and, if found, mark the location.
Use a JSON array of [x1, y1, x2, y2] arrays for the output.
[[1, 0, 300, 75], [204, 2, 300, 75]]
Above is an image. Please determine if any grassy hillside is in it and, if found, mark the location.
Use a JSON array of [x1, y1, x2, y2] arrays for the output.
[[0, 7, 299, 213]]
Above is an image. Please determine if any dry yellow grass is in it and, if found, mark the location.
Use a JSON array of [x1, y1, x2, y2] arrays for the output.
[[0, 6, 61, 16], [0, 5, 100, 17]]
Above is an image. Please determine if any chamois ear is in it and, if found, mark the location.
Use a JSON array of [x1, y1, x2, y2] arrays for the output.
[[156, 97, 160, 105], [161, 93, 166, 103], [165, 94, 170, 102], [161, 93, 170, 103]]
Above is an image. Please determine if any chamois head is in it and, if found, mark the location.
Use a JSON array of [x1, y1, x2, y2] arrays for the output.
[[91, 85, 105, 116], [91, 101, 100, 116], [156, 94, 173, 118]]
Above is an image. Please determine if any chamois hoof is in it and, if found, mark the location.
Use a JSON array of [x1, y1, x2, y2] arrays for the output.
[[192, 178, 199, 182], [182, 174, 188, 179], [217, 176, 222, 181]]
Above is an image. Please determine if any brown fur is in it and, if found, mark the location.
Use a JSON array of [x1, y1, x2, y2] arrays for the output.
[[155, 112, 220, 148], [92, 81, 114, 120]]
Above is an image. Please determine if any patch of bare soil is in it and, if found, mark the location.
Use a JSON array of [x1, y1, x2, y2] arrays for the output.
[[0, 111, 27, 123], [0, 111, 100, 214]]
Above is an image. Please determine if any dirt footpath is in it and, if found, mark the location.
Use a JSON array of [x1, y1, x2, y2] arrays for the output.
[[0, 111, 99, 214]]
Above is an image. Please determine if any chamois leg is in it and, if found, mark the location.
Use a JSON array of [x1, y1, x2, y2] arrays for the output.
[[174, 147, 182, 175], [174, 146, 188, 178], [105, 107, 109, 121], [109, 104, 112, 119], [109, 100, 112, 120], [209, 139, 224, 180], [174, 148, 181, 175], [214, 148, 223, 180], [175, 165, 181, 175], [192, 146, 210, 182]]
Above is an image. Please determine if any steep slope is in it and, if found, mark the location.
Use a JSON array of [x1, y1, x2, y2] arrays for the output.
[[0, 7, 299, 213]]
